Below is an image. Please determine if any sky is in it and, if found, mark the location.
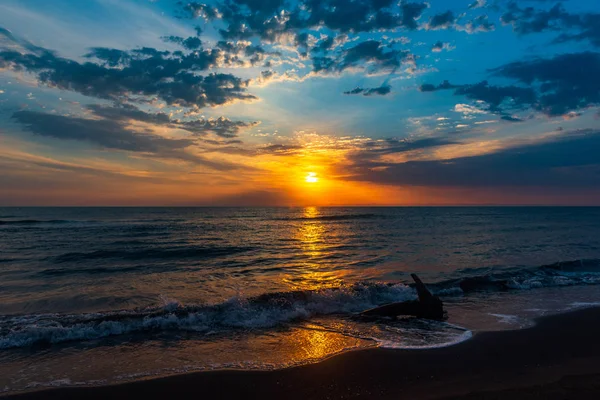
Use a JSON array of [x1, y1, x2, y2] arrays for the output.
[[1, 0, 600, 206]]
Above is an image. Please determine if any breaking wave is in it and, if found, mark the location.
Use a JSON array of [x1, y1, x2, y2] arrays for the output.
[[427, 258, 600, 295], [0, 283, 415, 349], [2, 259, 600, 349]]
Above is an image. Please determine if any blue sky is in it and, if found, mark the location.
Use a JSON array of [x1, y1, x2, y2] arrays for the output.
[[1, 0, 600, 205]]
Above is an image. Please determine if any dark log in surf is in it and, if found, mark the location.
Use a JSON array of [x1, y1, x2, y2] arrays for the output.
[[360, 274, 445, 320]]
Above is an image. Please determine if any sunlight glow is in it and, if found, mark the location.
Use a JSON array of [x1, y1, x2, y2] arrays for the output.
[[305, 172, 318, 183]]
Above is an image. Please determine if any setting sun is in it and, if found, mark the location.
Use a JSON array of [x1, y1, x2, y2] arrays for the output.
[[305, 172, 319, 183]]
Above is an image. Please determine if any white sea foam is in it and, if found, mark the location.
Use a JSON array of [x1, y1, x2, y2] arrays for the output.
[[489, 313, 522, 325], [377, 329, 473, 349], [569, 302, 600, 309], [0, 282, 416, 349]]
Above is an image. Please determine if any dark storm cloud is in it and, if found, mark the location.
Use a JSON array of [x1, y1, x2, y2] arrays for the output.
[[344, 130, 600, 188], [10, 110, 239, 169], [420, 52, 600, 117], [344, 84, 392, 96], [86, 104, 259, 138]]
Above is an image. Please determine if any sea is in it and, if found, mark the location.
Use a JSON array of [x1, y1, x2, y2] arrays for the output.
[[1, 207, 600, 394]]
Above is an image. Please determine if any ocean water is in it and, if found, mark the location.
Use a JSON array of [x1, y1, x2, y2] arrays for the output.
[[1, 207, 600, 393]]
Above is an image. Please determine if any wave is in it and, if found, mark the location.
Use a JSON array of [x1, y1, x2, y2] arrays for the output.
[[38, 265, 151, 276], [52, 246, 255, 264], [2, 259, 600, 349], [276, 213, 381, 222], [0, 219, 72, 226], [0, 283, 415, 349], [427, 258, 600, 295]]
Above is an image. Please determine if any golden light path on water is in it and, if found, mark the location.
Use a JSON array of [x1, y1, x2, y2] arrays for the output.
[[282, 207, 348, 291]]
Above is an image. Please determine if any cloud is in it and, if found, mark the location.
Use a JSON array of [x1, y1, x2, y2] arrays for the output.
[[362, 137, 458, 154], [161, 35, 203, 50], [259, 144, 303, 156], [490, 52, 600, 116], [205, 0, 431, 41], [454, 103, 486, 115], [425, 11, 456, 30], [12, 110, 190, 152], [454, 81, 536, 113], [344, 84, 392, 96], [0, 26, 49, 55], [499, 2, 599, 47], [345, 136, 459, 165], [0, 31, 257, 110], [468, 0, 486, 9], [431, 41, 454, 52], [419, 80, 458, 92], [399, 2, 430, 30], [176, 1, 456, 83], [553, 13, 600, 48], [343, 130, 600, 188], [181, 3, 220, 20], [500, 2, 579, 35], [457, 15, 495, 33], [501, 115, 525, 122], [86, 104, 259, 138], [10, 110, 237, 169], [312, 40, 414, 75], [420, 52, 600, 117]]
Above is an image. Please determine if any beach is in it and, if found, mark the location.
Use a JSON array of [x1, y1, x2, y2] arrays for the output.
[[3, 0, 600, 395], [5, 306, 600, 400]]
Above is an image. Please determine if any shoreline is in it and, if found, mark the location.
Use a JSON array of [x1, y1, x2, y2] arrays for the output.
[[4, 306, 600, 399]]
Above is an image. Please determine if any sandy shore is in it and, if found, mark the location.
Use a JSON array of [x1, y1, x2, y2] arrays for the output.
[[5, 307, 600, 400]]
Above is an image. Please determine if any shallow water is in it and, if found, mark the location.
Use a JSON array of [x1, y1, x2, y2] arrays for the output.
[[1, 207, 600, 394]]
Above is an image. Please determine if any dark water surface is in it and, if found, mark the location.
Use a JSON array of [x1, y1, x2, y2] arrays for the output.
[[1, 207, 600, 393]]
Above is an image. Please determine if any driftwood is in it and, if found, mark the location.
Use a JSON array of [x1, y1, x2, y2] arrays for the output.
[[360, 274, 445, 320]]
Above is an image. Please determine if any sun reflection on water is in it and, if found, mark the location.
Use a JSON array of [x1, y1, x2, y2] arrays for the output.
[[282, 207, 347, 291]]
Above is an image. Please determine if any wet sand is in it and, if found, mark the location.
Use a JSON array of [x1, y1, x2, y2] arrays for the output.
[[5, 307, 600, 400]]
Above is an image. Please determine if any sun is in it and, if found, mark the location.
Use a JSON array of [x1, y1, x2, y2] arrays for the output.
[[305, 172, 319, 183]]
